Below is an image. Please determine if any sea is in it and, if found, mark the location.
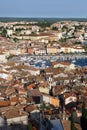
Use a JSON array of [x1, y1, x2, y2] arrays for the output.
[[69, 58, 87, 67], [33, 58, 87, 69]]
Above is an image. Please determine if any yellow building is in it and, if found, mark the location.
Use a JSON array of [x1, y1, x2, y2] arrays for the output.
[[47, 47, 58, 54], [21, 48, 26, 54], [50, 97, 60, 107]]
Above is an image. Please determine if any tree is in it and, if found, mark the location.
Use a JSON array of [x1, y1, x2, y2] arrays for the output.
[[83, 46, 87, 53], [1, 28, 7, 37], [70, 113, 75, 130], [0, 26, 3, 31], [82, 101, 86, 117], [81, 102, 87, 130], [13, 38, 19, 43], [52, 26, 58, 30], [28, 122, 33, 130], [59, 38, 66, 42]]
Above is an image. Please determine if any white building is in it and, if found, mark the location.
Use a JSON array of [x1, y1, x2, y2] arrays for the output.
[[7, 29, 13, 36], [0, 54, 7, 63]]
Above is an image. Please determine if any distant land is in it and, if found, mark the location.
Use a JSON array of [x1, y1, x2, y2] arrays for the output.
[[0, 17, 87, 22]]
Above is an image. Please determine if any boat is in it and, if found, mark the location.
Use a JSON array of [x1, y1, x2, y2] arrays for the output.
[[72, 60, 76, 63]]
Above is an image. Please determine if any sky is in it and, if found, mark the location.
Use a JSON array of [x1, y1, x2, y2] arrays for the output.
[[0, 0, 87, 18]]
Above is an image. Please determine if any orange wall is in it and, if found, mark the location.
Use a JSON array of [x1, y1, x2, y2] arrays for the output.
[[50, 97, 60, 107], [28, 48, 34, 54]]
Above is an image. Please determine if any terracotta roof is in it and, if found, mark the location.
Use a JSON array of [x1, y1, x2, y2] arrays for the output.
[[84, 92, 87, 97], [59, 62, 71, 66], [0, 95, 5, 99], [64, 92, 77, 99], [45, 67, 65, 75], [51, 61, 59, 66], [27, 97, 34, 103], [28, 89, 41, 97], [27, 84, 36, 90], [18, 87, 26, 92], [10, 97, 19, 102], [20, 33, 53, 37], [5, 87, 16, 95], [53, 85, 66, 95], [24, 105, 38, 113], [38, 82, 49, 88], [0, 100, 10, 107], [3, 108, 28, 119]]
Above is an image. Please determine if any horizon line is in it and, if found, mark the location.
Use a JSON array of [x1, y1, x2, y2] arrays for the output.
[[0, 17, 87, 19]]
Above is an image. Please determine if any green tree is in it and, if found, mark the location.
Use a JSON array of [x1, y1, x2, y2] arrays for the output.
[[74, 41, 81, 45], [13, 37, 19, 42], [0, 26, 3, 31], [70, 113, 75, 130], [83, 46, 87, 53], [81, 102, 87, 130], [28, 122, 33, 130], [52, 26, 58, 30], [1, 28, 7, 37], [82, 101, 86, 117], [59, 38, 66, 42]]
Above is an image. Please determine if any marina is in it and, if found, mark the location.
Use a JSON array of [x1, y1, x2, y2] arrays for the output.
[[9, 54, 87, 68]]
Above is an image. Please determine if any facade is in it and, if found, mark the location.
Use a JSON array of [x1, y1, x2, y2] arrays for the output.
[[2, 108, 28, 130], [0, 54, 7, 62], [47, 47, 58, 55], [7, 29, 13, 36], [41, 94, 60, 107]]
